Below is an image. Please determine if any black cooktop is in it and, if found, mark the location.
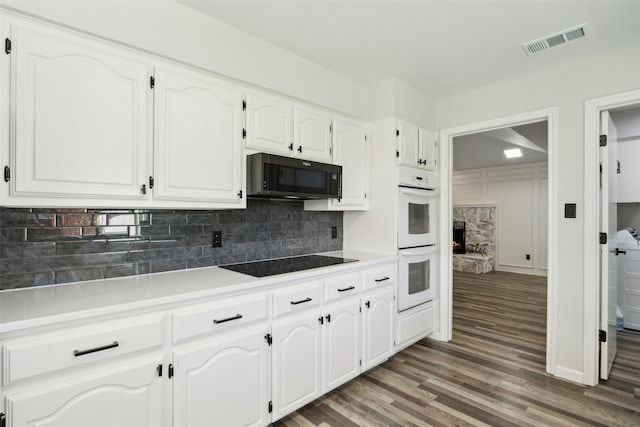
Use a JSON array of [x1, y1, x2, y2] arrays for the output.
[[220, 255, 357, 277]]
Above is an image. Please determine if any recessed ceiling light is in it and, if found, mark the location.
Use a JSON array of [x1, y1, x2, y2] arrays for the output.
[[504, 148, 522, 159]]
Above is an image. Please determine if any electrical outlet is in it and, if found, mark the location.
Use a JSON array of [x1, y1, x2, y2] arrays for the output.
[[331, 226, 338, 239], [212, 231, 222, 247]]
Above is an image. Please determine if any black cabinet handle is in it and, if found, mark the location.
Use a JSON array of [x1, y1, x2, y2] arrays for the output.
[[319, 316, 324, 325], [337, 286, 355, 292], [325, 314, 331, 323], [298, 146, 303, 153], [288, 143, 294, 151], [365, 301, 371, 308], [74, 341, 119, 357], [615, 248, 627, 256], [291, 297, 312, 305], [213, 314, 243, 324], [374, 277, 390, 282]]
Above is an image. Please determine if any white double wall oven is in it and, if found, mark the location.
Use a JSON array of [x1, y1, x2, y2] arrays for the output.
[[397, 169, 438, 312]]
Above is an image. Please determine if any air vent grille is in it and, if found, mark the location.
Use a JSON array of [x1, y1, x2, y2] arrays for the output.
[[522, 23, 591, 56]]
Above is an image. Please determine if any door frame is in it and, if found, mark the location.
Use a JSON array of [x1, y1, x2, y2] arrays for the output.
[[583, 88, 640, 386], [437, 107, 558, 376]]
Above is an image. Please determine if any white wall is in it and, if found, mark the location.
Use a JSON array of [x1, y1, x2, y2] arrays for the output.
[[1, 0, 369, 118], [369, 78, 438, 129], [453, 163, 548, 276], [438, 43, 640, 381]]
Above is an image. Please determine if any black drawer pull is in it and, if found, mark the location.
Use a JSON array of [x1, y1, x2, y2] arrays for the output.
[[374, 277, 390, 282], [74, 341, 119, 357], [338, 286, 355, 292], [213, 314, 243, 324], [291, 297, 312, 305]]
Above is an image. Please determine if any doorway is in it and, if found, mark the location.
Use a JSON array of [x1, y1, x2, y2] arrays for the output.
[[584, 89, 640, 386], [438, 107, 558, 376]]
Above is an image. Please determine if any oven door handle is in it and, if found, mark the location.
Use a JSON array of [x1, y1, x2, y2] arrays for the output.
[[399, 246, 437, 256], [399, 187, 436, 197]]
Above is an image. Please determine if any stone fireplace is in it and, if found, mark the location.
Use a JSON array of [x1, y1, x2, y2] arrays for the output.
[[452, 206, 496, 273]]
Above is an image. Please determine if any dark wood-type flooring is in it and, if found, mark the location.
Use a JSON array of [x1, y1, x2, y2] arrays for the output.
[[273, 270, 640, 426]]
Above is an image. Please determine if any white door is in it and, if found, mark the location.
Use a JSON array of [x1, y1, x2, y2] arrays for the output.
[[362, 286, 395, 371], [397, 120, 420, 168], [6, 357, 163, 427], [271, 310, 322, 420], [10, 23, 150, 200], [245, 91, 294, 156], [173, 326, 270, 427], [600, 110, 618, 380], [154, 65, 244, 205], [293, 107, 333, 162], [323, 298, 361, 393], [332, 119, 369, 208]]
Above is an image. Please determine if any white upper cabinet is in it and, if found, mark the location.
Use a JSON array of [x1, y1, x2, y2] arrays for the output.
[[9, 22, 151, 200], [245, 91, 332, 163], [293, 107, 333, 163], [397, 120, 421, 168], [245, 91, 294, 156], [397, 119, 437, 171], [305, 117, 369, 211], [154, 65, 244, 205]]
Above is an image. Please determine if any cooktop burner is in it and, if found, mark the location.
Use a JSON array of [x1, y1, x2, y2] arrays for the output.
[[220, 255, 357, 277]]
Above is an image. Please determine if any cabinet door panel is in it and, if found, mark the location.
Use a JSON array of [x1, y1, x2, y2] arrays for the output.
[[397, 120, 420, 168], [294, 108, 332, 162], [173, 326, 269, 427], [420, 128, 437, 170], [323, 299, 361, 392], [6, 357, 163, 427], [272, 311, 322, 420], [11, 23, 149, 199], [332, 119, 368, 208], [362, 287, 395, 370], [154, 65, 244, 204], [246, 92, 294, 156]]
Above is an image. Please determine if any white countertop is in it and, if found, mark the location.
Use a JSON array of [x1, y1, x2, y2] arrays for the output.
[[0, 251, 396, 334]]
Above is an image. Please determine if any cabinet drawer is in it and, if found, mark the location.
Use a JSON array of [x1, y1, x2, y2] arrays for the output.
[[173, 293, 269, 343], [3, 313, 164, 385], [324, 273, 361, 302], [362, 264, 396, 291], [273, 281, 321, 317]]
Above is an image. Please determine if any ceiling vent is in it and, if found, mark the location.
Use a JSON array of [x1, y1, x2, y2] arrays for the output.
[[522, 23, 591, 56]]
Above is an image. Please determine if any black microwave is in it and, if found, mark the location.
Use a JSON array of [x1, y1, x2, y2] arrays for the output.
[[247, 153, 342, 200]]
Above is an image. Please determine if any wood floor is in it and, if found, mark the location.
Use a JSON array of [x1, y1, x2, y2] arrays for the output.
[[272, 271, 640, 426]]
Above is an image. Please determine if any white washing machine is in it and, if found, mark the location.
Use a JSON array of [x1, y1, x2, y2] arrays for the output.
[[617, 228, 640, 331]]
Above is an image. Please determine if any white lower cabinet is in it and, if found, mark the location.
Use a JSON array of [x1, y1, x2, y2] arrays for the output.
[[395, 301, 435, 352], [0, 259, 398, 427], [322, 297, 361, 392], [271, 310, 323, 420], [173, 325, 270, 427], [362, 286, 395, 371], [5, 356, 164, 427]]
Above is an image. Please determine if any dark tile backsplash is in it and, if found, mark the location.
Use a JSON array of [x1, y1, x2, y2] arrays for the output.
[[0, 200, 343, 290]]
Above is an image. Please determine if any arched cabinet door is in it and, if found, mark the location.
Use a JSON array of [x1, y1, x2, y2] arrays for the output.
[[153, 64, 244, 206], [10, 22, 151, 200], [6, 356, 163, 427], [172, 325, 270, 427], [271, 310, 323, 420], [362, 286, 395, 370]]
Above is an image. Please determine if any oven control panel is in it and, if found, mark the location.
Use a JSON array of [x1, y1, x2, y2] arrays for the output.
[[398, 167, 437, 189]]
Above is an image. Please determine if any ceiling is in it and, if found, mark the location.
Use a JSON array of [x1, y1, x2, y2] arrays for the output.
[[179, 0, 640, 99], [453, 122, 548, 171]]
